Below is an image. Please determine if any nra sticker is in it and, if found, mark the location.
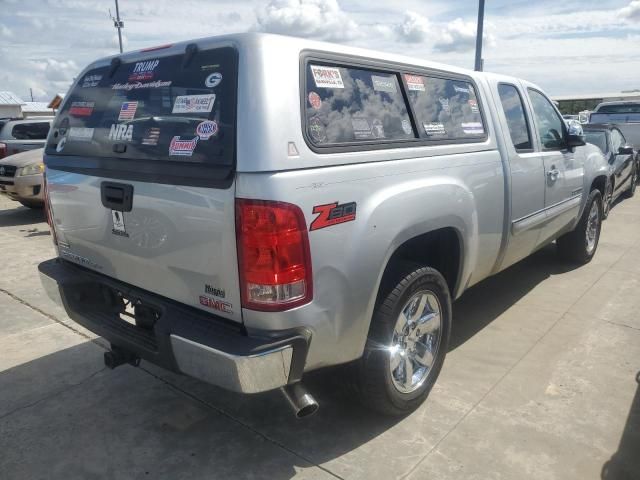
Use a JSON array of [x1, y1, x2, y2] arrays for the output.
[[111, 210, 128, 237], [118, 101, 138, 121], [308, 91, 322, 109], [142, 127, 160, 146], [404, 74, 425, 92], [310, 65, 344, 89], [308, 116, 327, 143], [196, 120, 218, 140], [310, 202, 357, 231], [69, 101, 95, 117], [169, 136, 198, 156], [468, 99, 479, 113], [108, 124, 134, 142], [199, 295, 232, 314], [205, 72, 223, 88], [172, 94, 216, 114], [129, 59, 159, 82]]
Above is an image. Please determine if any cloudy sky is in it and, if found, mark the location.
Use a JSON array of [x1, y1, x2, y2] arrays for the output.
[[1, 0, 639, 101]]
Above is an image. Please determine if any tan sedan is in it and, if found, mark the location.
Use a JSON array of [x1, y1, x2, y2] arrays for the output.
[[0, 148, 45, 208]]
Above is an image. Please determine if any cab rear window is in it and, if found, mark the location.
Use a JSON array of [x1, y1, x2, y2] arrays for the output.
[[47, 47, 236, 166], [12, 122, 50, 140]]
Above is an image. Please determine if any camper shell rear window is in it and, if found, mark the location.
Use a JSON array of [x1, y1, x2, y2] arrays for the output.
[[46, 47, 236, 169]]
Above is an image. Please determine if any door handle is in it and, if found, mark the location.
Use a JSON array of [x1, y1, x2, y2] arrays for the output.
[[547, 168, 560, 182], [101, 182, 134, 212]]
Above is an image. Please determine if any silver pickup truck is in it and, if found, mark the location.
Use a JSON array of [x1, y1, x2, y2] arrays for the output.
[[39, 33, 607, 418]]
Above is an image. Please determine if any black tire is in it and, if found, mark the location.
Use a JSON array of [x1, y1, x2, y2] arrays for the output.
[[18, 200, 43, 209], [625, 165, 637, 198], [602, 180, 613, 220], [557, 189, 603, 264], [351, 265, 452, 416]]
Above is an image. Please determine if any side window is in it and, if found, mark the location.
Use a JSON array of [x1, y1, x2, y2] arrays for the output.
[[404, 74, 485, 140], [497, 84, 532, 151], [528, 89, 566, 150], [304, 64, 414, 145], [610, 130, 624, 153], [11, 122, 50, 140]]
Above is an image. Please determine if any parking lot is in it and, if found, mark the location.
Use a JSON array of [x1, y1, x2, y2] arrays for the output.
[[0, 193, 638, 480]]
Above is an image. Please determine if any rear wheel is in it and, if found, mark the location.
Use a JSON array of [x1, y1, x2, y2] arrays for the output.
[[557, 189, 603, 264], [352, 265, 451, 416]]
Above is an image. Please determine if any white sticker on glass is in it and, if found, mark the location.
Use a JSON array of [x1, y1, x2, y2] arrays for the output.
[[311, 66, 344, 89]]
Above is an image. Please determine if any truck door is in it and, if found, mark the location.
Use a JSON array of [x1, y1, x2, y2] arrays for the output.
[[527, 88, 584, 239], [493, 82, 545, 269]]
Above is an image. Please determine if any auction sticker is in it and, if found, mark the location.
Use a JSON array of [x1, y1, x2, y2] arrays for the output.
[[310, 65, 344, 89], [462, 122, 484, 135], [351, 116, 373, 140], [68, 127, 94, 141], [423, 122, 447, 137], [308, 91, 322, 109], [372, 75, 396, 93], [172, 94, 216, 114], [404, 74, 425, 92]]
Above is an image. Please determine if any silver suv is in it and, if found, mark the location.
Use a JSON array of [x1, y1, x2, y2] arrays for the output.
[[39, 34, 607, 417]]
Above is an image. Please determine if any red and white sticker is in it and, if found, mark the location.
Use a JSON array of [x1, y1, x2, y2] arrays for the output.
[[69, 101, 95, 117], [404, 74, 425, 92], [169, 136, 198, 156], [310, 65, 344, 89], [308, 91, 322, 109]]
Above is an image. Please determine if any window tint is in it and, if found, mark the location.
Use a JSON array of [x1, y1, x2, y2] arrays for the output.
[[304, 64, 414, 145], [11, 122, 50, 140], [47, 47, 237, 166], [528, 89, 565, 150], [497, 84, 532, 151], [584, 131, 607, 153], [610, 129, 624, 152], [405, 74, 485, 140], [597, 104, 640, 114]]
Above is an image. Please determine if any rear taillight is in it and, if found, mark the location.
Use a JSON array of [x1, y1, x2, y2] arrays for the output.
[[0, 143, 6, 159], [43, 173, 58, 246], [236, 199, 313, 311]]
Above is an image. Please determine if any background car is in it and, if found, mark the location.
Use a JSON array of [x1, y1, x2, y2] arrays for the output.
[[0, 117, 53, 159], [589, 101, 640, 153], [0, 147, 45, 208], [583, 123, 637, 217]]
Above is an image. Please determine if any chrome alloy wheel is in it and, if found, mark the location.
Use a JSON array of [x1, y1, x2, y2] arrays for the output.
[[586, 200, 600, 255], [389, 290, 442, 394]]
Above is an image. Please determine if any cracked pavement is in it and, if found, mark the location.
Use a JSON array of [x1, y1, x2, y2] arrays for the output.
[[0, 194, 639, 480]]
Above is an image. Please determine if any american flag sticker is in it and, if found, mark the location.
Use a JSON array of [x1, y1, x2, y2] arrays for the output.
[[142, 127, 160, 146], [118, 101, 138, 121]]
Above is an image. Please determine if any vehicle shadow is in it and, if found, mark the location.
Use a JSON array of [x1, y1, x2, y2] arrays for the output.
[[0, 244, 591, 479], [601, 371, 640, 480], [450, 242, 579, 350], [0, 203, 45, 227]]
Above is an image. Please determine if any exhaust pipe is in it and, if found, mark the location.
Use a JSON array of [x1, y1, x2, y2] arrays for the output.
[[281, 383, 319, 418], [104, 346, 140, 369]]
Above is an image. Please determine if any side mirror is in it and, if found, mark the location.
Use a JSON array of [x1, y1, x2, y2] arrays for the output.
[[618, 145, 634, 155], [566, 123, 585, 148]]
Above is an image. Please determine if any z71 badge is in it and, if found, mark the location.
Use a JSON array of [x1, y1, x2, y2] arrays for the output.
[[310, 201, 357, 231]]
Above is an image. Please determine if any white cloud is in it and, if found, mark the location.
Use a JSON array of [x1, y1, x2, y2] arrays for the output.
[[44, 59, 79, 82], [255, 0, 360, 42], [0, 24, 12, 38], [619, 0, 640, 20], [395, 11, 430, 43], [433, 18, 477, 52]]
